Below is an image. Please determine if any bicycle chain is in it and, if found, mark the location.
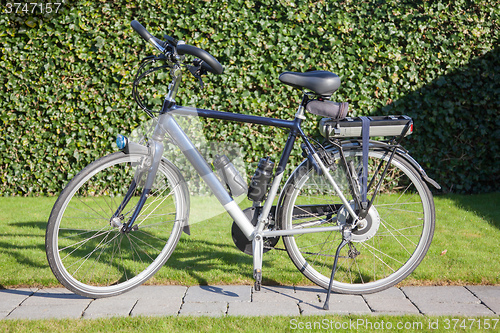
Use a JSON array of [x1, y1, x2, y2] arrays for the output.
[[264, 243, 358, 260]]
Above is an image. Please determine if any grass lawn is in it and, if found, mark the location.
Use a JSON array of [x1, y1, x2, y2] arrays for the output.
[[1, 315, 499, 333], [0, 193, 499, 289]]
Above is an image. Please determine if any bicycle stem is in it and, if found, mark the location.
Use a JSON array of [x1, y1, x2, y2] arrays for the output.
[[164, 64, 182, 107]]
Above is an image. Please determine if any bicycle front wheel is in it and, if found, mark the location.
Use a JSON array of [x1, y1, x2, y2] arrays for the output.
[[279, 147, 435, 294], [46, 152, 189, 298]]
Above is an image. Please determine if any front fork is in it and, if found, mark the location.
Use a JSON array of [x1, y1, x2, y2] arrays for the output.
[[111, 140, 164, 233]]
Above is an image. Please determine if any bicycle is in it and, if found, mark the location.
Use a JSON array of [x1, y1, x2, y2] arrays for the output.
[[45, 20, 440, 309]]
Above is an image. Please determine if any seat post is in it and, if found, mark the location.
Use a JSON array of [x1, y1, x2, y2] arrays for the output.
[[294, 93, 310, 120]]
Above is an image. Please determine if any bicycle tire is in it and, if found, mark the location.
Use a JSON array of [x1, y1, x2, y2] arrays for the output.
[[279, 147, 435, 294], [46, 151, 189, 298]]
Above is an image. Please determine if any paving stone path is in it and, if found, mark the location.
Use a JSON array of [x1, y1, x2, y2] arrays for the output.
[[1, 285, 499, 319]]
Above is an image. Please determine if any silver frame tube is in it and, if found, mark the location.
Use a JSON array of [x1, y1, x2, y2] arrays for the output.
[[158, 112, 255, 239], [261, 225, 342, 237], [312, 152, 359, 223]]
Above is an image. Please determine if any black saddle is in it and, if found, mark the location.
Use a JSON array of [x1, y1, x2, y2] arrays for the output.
[[279, 70, 341, 96]]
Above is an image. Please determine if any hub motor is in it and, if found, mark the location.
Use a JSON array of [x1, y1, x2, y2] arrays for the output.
[[337, 201, 380, 242]]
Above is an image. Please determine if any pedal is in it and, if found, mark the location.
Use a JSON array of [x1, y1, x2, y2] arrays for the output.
[[252, 235, 264, 292], [254, 269, 262, 291]]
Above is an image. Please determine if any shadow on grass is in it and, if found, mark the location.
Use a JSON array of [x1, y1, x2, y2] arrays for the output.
[[449, 192, 500, 229], [0, 221, 48, 270], [165, 238, 283, 286], [1, 219, 285, 287], [6, 221, 48, 230], [0, 240, 47, 269]]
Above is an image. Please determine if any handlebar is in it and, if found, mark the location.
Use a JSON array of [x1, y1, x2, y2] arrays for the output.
[[131, 20, 167, 52], [176, 44, 223, 75], [131, 20, 224, 75]]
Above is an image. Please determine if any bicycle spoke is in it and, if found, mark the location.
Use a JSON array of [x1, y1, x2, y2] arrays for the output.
[[59, 227, 111, 256], [136, 218, 177, 230], [281, 148, 434, 293], [137, 184, 177, 227], [359, 241, 403, 268], [66, 231, 120, 275], [379, 218, 421, 247], [128, 232, 164, 254], [46, 153, 186, 297], [67, 202, 109, 221], [378, 220, 412, 255], [58, 227, 108, 240], [82, 232, 117, 284]]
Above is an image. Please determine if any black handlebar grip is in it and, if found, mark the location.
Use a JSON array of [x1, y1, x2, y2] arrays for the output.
[[177, 44, 224, 75], [201, 62, 218, 75], [131, 20, 154, 43], [131, 20, 223, 75]]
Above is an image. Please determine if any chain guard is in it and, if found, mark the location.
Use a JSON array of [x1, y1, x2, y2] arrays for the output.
[[231, 207, 280, 255]]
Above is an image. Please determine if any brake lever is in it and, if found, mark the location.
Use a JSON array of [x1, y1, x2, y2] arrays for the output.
[[187, 58, 207, 89], [163, 34, 178, 47]]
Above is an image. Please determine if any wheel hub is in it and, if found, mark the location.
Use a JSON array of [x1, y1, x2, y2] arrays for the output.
[[337, 202, 380, 242], [110, 216, 123, 228]]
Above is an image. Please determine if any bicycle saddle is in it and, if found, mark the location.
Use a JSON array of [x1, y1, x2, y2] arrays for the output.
[[279, 70, 341, 96]]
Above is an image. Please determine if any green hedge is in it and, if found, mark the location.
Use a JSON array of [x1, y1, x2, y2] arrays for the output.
[[0, 0, 498, 195]]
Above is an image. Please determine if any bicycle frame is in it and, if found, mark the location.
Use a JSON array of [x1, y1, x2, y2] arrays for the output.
[[163, 105, 358, 237], [118, 64, 361, 288], [121, 65, 360, 239]]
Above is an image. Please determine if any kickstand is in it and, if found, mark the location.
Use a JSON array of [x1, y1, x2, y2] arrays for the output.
[[323, 227, 352, 310]]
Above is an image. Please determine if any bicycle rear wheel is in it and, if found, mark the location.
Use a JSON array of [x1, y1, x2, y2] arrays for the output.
[[46, 152, 189, 298], [279, 146, 435, 294]]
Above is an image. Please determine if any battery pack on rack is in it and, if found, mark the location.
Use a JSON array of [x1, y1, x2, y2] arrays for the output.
[[319, 115, 413, 139]]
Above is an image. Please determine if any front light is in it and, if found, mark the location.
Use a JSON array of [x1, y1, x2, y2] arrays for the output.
[[116, 134, 128, 150]]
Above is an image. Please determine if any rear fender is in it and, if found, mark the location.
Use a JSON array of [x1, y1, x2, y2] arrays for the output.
[[340, 140, 441, 190]]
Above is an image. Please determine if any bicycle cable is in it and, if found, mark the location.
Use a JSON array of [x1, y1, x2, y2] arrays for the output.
[[132, 55, 172, 118]]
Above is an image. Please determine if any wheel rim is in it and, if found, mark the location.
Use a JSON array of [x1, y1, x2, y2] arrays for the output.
[[50, 154, 185, 296], [282, 149, 434, 293]]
